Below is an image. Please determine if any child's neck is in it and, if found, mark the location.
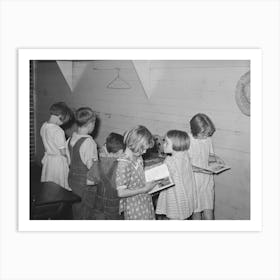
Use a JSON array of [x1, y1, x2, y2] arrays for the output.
[[77, 126, 90, 135], [107, 152, 122, 158], [104, 146, 123, 158], [48, 115, 61, 126], [194, 134, 207, 140], [125, 148, 140, 161], [170, 150, 184, 156]]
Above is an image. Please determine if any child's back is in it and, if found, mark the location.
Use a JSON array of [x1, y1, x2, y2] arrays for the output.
[[156, 151, 197, 219], [68, 136, 94, 196], [188, 113, 216, 219], [87, 132, 125, 219], [156, 130, 197, 220], [40, 102, 72, 190], [40, 123, 69, 189], [67, 107, 98, 219], [189, 134, 214, 168], [88, 156, 122, 220], [188, 134, 214, 212]]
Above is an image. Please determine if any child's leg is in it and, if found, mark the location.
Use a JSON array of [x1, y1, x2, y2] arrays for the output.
[[202, 209, 214, 220], [191, 212, 202, 220], [162, 215, 169, 220], [72, 202, 83, 219]]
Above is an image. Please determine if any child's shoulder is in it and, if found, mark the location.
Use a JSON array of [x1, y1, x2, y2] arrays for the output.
[[70, 133, 91, 146], [116, 154, 134, 168], [117, 154, 131, 163], [76, 134, 96, 144], [41, 122, 64, 134], [164, 154, 171, 162], [164, 155, 173, 165], [166, 151, 190, 162], [190, 134, 211, 144], [85, 135, 96, 145]]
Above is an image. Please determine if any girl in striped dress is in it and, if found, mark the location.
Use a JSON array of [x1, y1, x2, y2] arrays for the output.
[[156, 130, 197, 220], [188, 113, 220, 220]]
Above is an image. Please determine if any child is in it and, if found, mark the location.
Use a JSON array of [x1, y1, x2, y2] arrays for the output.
[[87, 133, 125, 220], [156, 130, 197, 220], [188, 113, 220, 220], [67, 107, 98, 219], [116, 125, 156, 220], [40, 102, 72, 190]]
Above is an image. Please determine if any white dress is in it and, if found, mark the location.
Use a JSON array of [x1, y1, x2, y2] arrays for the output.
[[156, 152, 198, 220], [188, 134, 215, 211], [40, 122, 70, 190]]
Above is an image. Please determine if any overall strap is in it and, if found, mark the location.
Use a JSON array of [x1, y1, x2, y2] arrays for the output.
[[68, 138, 73, 160], [74, 137, 89, 149], [69, 137, 89, 169]]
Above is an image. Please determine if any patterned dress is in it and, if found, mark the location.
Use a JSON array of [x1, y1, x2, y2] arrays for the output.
[[188, 135, 215, 212], [156, 152, 197, 220], [116, 154, 155, 220]]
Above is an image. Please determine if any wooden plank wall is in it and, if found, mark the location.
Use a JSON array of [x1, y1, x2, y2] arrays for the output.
[[35, 60, 250, 219]]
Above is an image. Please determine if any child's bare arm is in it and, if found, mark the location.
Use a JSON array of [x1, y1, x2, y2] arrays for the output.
[[117, 182, 155, 198], [59, 147, 71, 165], [209, 153, 225, 165], [59, 147, 67, 156], [192, 165, 213, 174]]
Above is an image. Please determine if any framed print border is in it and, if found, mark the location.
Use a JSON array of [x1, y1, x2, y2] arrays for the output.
[[18, 48, 262, 232]]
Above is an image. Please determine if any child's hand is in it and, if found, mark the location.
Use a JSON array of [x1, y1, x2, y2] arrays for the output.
[[192, 166, 203, 173], [192, 165, 214, 174], [209, 154, 225, 165], [215, 156, 225, 165], [201, 170, 214, 175], [86, 179, 96, 185], [143, 182, 156, 193]]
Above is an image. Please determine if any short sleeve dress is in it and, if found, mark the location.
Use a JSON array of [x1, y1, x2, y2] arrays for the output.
[[40, 122, 70, 190], [156, 152, 197, 220], [188, 134, 215, 211], [115, 154, 155, 220]]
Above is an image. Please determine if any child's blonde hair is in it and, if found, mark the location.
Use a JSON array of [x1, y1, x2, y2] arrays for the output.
[[190, 113, 216, 137], [166, 130, 190, 151], [124, 125, 154, 155], [75, 107, 96, 127]]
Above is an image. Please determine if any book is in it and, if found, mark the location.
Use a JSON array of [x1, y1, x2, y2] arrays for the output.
[[192, 162, 231, 174], [144, 163, 175, 194]]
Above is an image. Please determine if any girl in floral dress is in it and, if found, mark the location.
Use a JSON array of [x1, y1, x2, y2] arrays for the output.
[[116, 125, 156, 220]]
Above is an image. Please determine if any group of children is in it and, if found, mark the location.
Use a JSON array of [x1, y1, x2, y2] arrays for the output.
[[40, 101, 220, 220]]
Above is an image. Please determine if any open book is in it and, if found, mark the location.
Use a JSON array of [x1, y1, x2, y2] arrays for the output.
[[192, 162, 230, 174], [144, 163, 175, 194]]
